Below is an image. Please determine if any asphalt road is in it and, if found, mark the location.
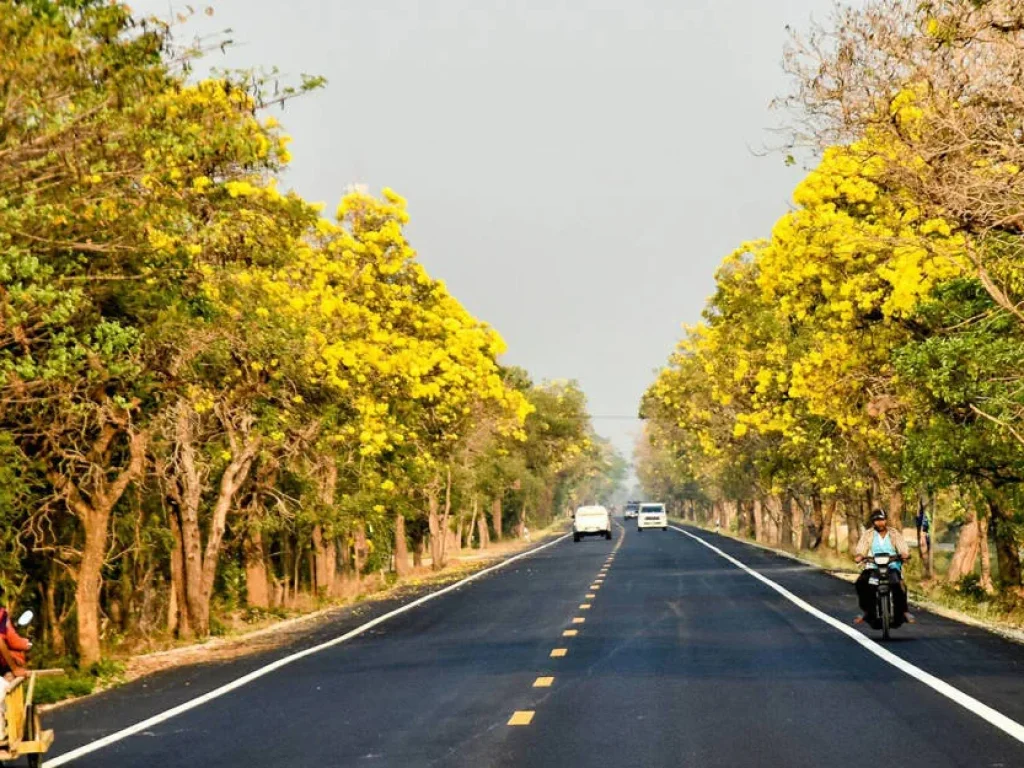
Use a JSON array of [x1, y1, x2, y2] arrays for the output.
[[46, 521, 1024, 768]]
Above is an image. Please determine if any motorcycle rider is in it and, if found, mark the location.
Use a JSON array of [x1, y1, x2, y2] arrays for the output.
[[853, 509, 913, 626]]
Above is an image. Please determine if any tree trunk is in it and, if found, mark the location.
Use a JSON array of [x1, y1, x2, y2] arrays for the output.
[[988, 496, 1022, 589], [816, 497, 837, 552], [309, 546, 317, 598], [466, 501, 477, 548], [780, 495, 793, 548], [830, 501, 842, 554], [490, 497, 503, 542], [312, 460, 338, 593], [167, 510, 189, 637], [43, 562, 65, 657], [245, 529, 270, 608], [809, 496, 824, 549], [75, 508, 108, 668], [445, 526, 459, 557], [394, 513, 411, 577], [794, 497, 811, 549], [753, 498, 764, 542], [292, 536, 303, 598], [888, 485, 905, 532], [195, 444, 259, 632], [541, 485, 555, 521], [846, 503, 862, 554], [476, 509, 490, 550], [168, 404, 259, 637], [735, 500, 747, 537], [353, 522, 368, 579], [427, 491, 444, 570], [280, 536, 292, 607], [763, 497, 778, 543], [440, 466, 453, 565], [412, 527, 425, 567], [947, 505, 981, 584], [312, 525, 336, 595], [978, 515, 995, 594], [50, 426, 146, 667]]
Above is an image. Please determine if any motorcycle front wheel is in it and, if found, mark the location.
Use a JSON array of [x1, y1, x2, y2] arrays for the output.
[[880, 593, 891, 640]]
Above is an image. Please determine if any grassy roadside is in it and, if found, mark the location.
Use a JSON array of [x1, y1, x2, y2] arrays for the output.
[[38, 520, 570, 707], [673, 518, 1024, 645]]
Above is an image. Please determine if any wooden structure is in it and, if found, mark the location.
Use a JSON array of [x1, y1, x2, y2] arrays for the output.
[[0, 670, 62, 767]]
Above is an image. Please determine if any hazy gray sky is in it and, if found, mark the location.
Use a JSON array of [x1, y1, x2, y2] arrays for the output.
[[137, 0, 839, 467]]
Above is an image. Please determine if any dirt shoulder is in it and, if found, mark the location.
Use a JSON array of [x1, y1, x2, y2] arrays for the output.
[[43, 523, 569, 710]]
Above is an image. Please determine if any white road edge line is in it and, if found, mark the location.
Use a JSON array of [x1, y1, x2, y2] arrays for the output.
[[670, 525, 1024, 746], [44, 533, 572, 767]]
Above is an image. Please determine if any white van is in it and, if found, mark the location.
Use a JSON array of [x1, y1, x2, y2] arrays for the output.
[[573, 505, 612, 542], [637, 502, 667, 531]]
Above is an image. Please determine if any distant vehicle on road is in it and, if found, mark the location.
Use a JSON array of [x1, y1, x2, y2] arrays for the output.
[[623, 501, 640, 520], [637, 503, 667, 532], [573, 505, 612, 542]]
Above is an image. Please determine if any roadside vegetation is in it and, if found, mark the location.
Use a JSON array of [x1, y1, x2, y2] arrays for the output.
[[638, 0, 1024, 625], [0, 0, 625, 674]]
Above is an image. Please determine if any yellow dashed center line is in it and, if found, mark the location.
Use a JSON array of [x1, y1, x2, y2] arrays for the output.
[[511, 524, 628, 733]]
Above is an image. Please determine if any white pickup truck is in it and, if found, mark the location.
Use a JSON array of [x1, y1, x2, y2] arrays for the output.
[[573, 505, 612, 542]]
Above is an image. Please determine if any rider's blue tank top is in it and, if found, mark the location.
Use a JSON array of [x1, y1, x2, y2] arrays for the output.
[[871, 531, 901, 571]]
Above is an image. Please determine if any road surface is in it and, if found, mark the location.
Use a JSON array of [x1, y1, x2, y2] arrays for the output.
[[47, 522, 1024, 767]]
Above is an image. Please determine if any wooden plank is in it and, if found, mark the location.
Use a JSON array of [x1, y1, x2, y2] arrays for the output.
[[11, 730, 53, 757], [6, 683, 24, 750]]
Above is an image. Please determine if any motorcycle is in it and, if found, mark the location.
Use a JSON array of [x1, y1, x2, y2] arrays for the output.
[[0, 610, 62, 768], [861, 554, 906, 640]]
